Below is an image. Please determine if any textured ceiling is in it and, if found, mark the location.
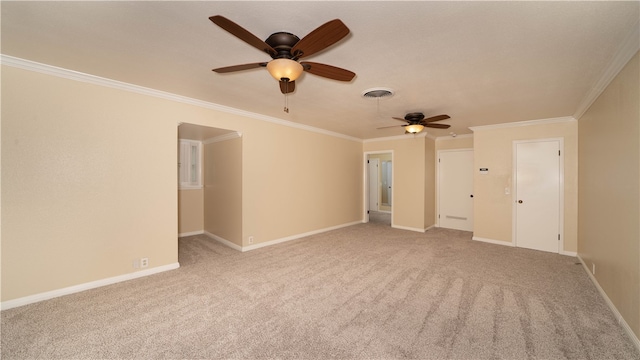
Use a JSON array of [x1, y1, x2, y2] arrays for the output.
[[2, 1, 638, 140]]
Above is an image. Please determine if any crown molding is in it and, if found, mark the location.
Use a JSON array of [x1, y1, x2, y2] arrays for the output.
[[363, 132, 428, 143], [573, 19, 640, 120], [0, 54, 362, 143], [203, 131, 242, 144], [469, 116, 576, 132]]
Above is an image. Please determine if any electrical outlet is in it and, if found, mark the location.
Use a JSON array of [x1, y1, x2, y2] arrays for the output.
[[140, 258, 149, 268], [133, 259, 140, 269], [248, 236, 254, 244], [592, 263, 595, 275]]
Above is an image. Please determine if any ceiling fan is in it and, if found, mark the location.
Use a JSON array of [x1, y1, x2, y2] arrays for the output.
[[378, 113, 451, 134], [209, 15, 356, 95]]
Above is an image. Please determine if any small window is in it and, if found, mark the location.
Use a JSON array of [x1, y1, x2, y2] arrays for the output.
[[179, 139, 202, 189]]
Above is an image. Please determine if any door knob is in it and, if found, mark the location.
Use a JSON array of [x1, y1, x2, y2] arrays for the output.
[[518, 200, 523, 204]]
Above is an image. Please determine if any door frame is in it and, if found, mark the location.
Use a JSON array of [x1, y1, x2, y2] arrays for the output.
[[368, 158, 380, 212], [436, 148, 474, 229], [363, 150, 394, 225], [511, 138, 564, 253]]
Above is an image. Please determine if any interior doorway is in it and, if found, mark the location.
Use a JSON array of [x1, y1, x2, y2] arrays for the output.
[[177, 123, 241, 239], [364, 151, 393, 226]]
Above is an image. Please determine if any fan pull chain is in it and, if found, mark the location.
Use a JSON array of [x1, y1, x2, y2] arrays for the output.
[[284, 93, 289, 113], [283, 81, 290, 113]]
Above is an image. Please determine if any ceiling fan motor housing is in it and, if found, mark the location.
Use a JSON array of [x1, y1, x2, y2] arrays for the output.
[[405, 112, 425, 122], [266, 32, 300, 59]]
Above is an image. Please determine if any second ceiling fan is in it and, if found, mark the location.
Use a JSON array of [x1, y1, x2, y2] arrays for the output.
[[209, 15, 356, 94], [378, 113, 451, 134]]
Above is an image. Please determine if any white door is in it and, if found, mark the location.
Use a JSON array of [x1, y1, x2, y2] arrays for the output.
[[514, 140, 561, 253], [368, 158, 379, 211], [438, 150, 474, 231]]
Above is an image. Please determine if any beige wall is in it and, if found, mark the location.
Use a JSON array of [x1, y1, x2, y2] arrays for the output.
[[1, 64, 363, 302], [204, 137, 242, 246], [365, 136, 429, 231], [1, 66, 178, 301], [578, 51, 639, 338], [424, 137, 436, 228], [178, 189, 203, 235], [472, 120, 578, 253], [242, 122, 362, 245], [436, 135, 474, 151]]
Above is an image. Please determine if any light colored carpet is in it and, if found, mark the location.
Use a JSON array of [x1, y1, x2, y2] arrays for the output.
[[2, 223, 639, 359]]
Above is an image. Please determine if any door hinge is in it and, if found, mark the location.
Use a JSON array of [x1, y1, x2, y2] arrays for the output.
[[367, 160, 370, 163], [367, 210, 370, 214], [558, 150, 561, 156], [558, 234, 560, 240]]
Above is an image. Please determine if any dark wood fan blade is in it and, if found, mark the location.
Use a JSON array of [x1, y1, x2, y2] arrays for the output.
[[300, 62, 355, 81], [424, 123, 451, 129], [291, 19, 349, 59], [209, 15, 276, 56], [279, 80, 295, 94], [423, 114, 451, 123], [392, 117, 410, 123], [212, 62, 267, 73]]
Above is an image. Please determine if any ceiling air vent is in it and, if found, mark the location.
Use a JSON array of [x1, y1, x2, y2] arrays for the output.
[[361, 87, 394, 99]]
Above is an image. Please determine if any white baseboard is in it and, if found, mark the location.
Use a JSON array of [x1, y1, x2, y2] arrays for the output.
[[472, 236, 515, 247], [425, 224, 436, 231], [577, 255, 640, 353], [205, 222, 363, 252], [241, 221, 362, 252], [204, 231, 243, 251], [392, 224, 427, 233], [473, 236, 579, 257], [178, 230, 204, 237], [1, 262, 180, 311]]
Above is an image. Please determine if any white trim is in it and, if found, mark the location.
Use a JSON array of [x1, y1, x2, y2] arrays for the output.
[[424, 224, 436, 232], [363, 132, 428, 143], [240, 221, 362, 252], [577, 255, 640, 353], [0, 55, 361, 143], [1, 263, 180, 311], [512, 138, 565, 254], [469, 116, 576, 132], [573, 20, 640, 120], [560, 250, 577, 257], [472, 236, 515, 247], [178, 230, 204, 237], [204, 231, 243, 252], [392, 225, 426, 233], [203, 131, 242, 144]]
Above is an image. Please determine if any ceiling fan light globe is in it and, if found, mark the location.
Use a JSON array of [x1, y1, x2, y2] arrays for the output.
[[405, 124, 425, 134], [267, 59, 303, 81]]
